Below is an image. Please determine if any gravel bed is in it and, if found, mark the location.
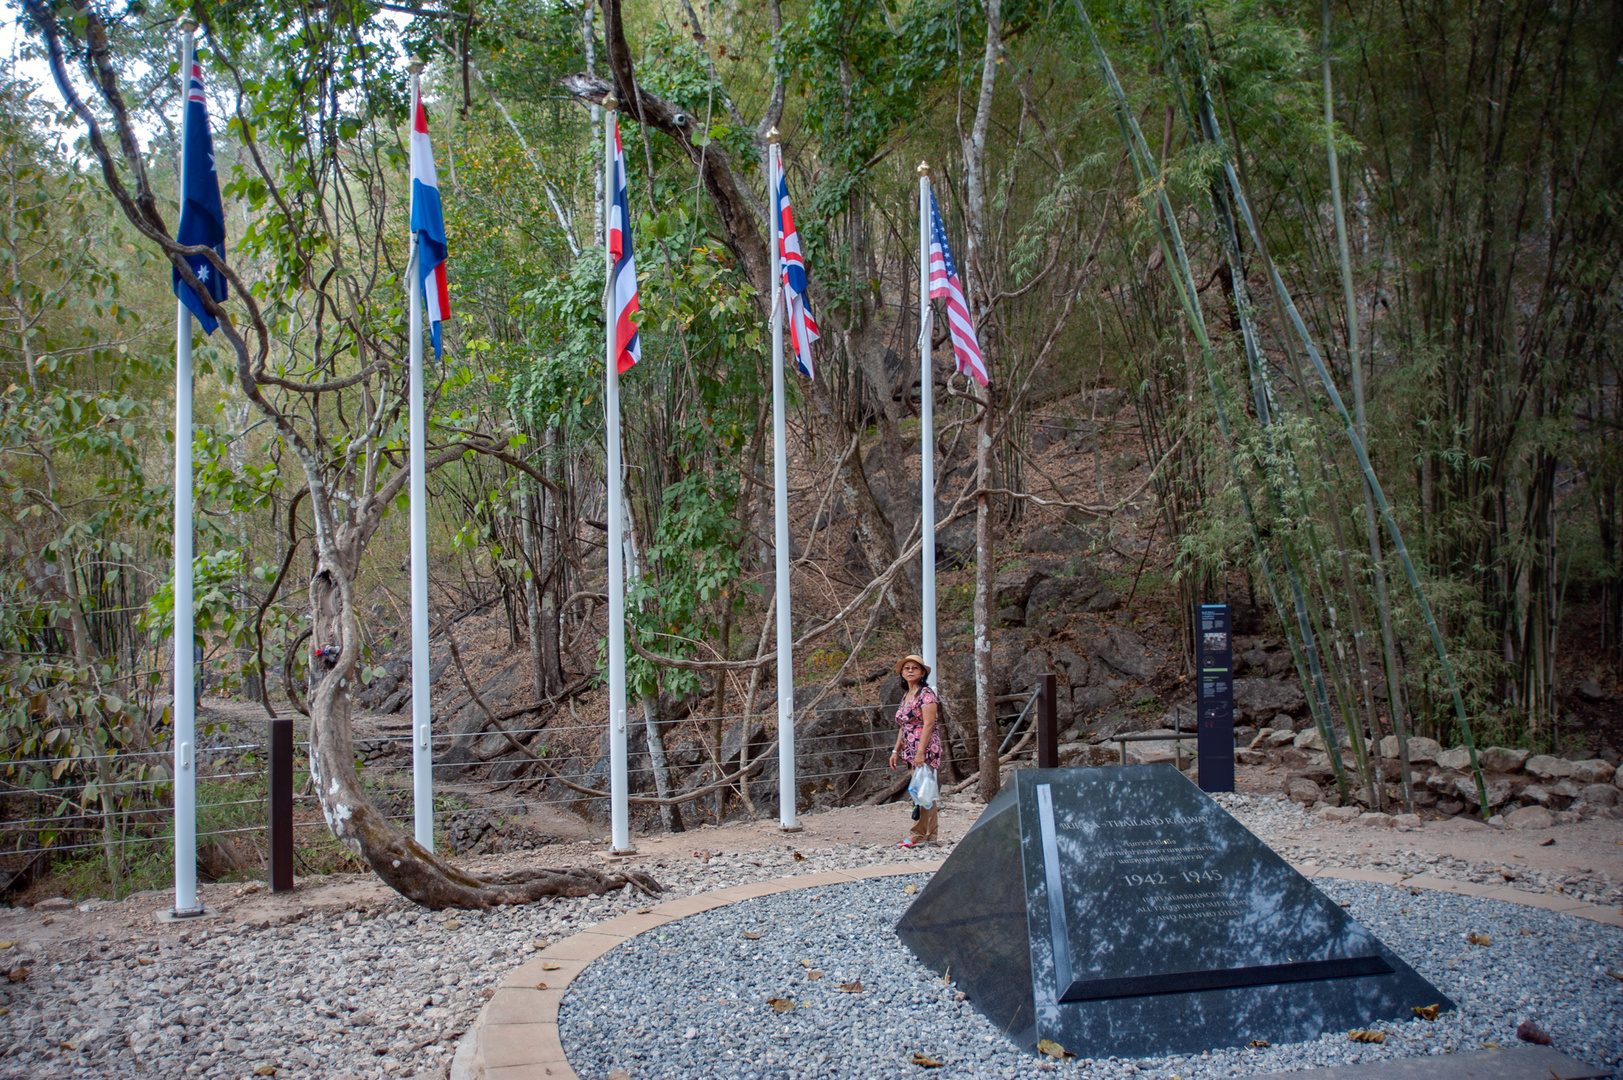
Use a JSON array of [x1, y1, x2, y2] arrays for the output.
[[559, 874, 1623, 1079]]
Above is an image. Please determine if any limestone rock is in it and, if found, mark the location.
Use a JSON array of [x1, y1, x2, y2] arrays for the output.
[[1266, 729, 1297, 747], [1519, 784, 1552, 807], [1392, 813, 1423, 830], [1574, 679, 1607, 702], [1404, 737, 1443, 765], [1358, 811, 1395, 828], [1504, 805, 1555, 830], [1525, 754, 1575, 780], [1454, 775, 1512, 808], [1235, 748, 1266, 766], [1476, 746, 1531, 774], [1232, 678, 1306, 722], [1089, 625, 1155, 681], [1286, 777, 1321, 805], [1435, 746, 1474, 771], [1294, 728, 1326, 752], [1316, 804, 1360, 823], [33, 896, 72, 910], [1578, 783, 1620, 809], [992, 567, 1047, 611], [1571, 758, 1615, 784]]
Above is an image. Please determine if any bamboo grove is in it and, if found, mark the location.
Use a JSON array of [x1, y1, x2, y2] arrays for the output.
[[1, 0, 1618, 891]]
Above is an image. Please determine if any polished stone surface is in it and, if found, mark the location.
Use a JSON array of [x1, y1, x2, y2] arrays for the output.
[[896, 766, 1453, 1058]]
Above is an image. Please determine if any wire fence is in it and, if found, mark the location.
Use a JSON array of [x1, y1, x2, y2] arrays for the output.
[[0, 693, 1047, 882]]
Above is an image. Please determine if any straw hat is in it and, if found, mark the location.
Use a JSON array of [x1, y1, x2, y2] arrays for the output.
[[894, 654, 931, 679]]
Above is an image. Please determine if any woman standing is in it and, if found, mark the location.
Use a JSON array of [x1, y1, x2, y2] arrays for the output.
[[888, 654, 941, 847]]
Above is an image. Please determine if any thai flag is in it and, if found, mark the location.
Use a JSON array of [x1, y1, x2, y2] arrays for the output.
[[773, 155, 819, 378], [608, 118, 641, 374], [410, 87, 450, 359], [928, 190, 988, 387], [172, 61, 227, 335]]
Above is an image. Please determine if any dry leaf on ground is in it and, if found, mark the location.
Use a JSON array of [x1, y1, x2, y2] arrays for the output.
[[808, 971, 823, 980], [837, 981, 864, 993], [636, 907, 652, 914], [911, 1052, 944, 1067], [766, 998, 795, 1013], [904, 884, 917, 895], [1467, 932, 1492, 946], [6, 967, 27, 983], [541, 961, 562, 971], [1348, 1029, 1386, 1043], [444, 920, 461, 931], [792, 851, 806, 861], [1248, 1039, 1270, 1048], [743, 931, 764, 940], [800, 959, 813, 968], [1412, 1004, 1440, 1020], [1515, 1020, 1553, 1045], [534, 982, 548, 991], [1036, 1038, 1072, 1059]]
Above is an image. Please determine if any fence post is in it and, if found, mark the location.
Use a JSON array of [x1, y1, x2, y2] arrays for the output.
[[269, 718, 294, 892], [1037, 673, 1059, 769]]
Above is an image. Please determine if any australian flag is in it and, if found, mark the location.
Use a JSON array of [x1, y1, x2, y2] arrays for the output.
[[172, 61, 228, 334]]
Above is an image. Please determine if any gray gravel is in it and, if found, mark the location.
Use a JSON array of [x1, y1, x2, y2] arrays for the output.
[[559, 874, 1623, 1079]]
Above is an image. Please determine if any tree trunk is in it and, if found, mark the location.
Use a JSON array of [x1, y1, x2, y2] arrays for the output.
[[642, 693, 684, 832]]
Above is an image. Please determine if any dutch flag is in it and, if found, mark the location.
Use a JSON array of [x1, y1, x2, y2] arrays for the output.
[[608, 117, 641, 374], [773, 154, 819, 378], [410, 86, 450, 359]]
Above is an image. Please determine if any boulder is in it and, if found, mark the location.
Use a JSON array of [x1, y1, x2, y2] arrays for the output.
[[1316, 804, 1360, 823], [1454, 776, 1512, 808], [1518, 784, 1552, 807], [1434, 746, 1474, 772], [1477, 746, 1531, 774], [1578, 783, 1620, 809], [1405, 737, 1443, 765], [1286, 777, 1321, 805], [1392, 813, 1423, 830], [1008, 647, 1055, 699], [1525, 754, 1575, 780], [1571, 758, 1615, 784], [1504, 805, 1555, 830], [1435, 799, 1465, 816], [1574, 679, 1608, 703], [1090, 625, 1156, 681], [1358, 812, 1396, 828], [744, 689, 893, 811], [1233, 725, 1258, 747], [1294, 728, 1326, 752], [1024, 564, 1121, 635], [1267, 729, 1298, 747], [992, 567, 1047, 610], [1232, 678, 1306, 723], [1235, 748, 1266, 766]]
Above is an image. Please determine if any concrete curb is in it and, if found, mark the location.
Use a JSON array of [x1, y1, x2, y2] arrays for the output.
[[466, 860, 1622, 1079]]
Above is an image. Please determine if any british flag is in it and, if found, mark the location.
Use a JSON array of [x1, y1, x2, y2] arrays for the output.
[[773, 154, 819, 378], [927, 190, 987, 387], [608, 118, 641, 374]]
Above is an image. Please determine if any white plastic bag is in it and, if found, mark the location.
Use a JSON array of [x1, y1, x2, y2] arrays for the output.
[[908, 765, 938, 810]]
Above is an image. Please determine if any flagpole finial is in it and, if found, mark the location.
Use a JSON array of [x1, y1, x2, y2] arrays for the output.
[[917, 160, 930, 177], [409, 59, 425, 75], [181, 19, 198, 33], [604, 94, 619, 112], [767, 126, 780, 145]]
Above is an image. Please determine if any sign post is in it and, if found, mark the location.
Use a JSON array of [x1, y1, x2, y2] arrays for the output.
[[1197, 603, 1235, 792]]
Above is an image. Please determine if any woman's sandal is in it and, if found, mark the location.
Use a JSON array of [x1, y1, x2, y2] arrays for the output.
[[896, 839, 917, 849]]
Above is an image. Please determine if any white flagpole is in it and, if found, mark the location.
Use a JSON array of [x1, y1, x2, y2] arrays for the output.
[[605, 99, 632, 854], [918, 164, 937, 689], [408, 65, 434, 851], [170, 21, 200, 918], [768, 134, 798, 831]]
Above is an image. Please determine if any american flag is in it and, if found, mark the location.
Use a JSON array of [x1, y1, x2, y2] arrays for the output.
[[773, 154, 819, 378], [927, 190, 987, 387], [608, 118, 641, 374]]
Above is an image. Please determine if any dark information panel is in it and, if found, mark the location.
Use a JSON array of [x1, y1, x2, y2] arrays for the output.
[[896, 766, 1452, 1059], [1197, 603, 1235, 792]]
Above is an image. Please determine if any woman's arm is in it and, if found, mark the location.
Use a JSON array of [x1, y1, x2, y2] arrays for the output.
[[911, 699, 938, 767]]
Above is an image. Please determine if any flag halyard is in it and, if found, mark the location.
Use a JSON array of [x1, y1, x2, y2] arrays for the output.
[[172, 61, 228, 335], [410, 88, 450, 359], [927, 191, 988, 387], [773, 157, 819, 378], [608, 119, 641, 374]]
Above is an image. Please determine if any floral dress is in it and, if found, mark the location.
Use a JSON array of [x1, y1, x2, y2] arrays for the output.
[[896, 686, 942, 770]]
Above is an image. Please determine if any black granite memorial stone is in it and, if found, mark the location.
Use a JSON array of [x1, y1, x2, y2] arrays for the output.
[[896, 766, 1451, 1058]]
